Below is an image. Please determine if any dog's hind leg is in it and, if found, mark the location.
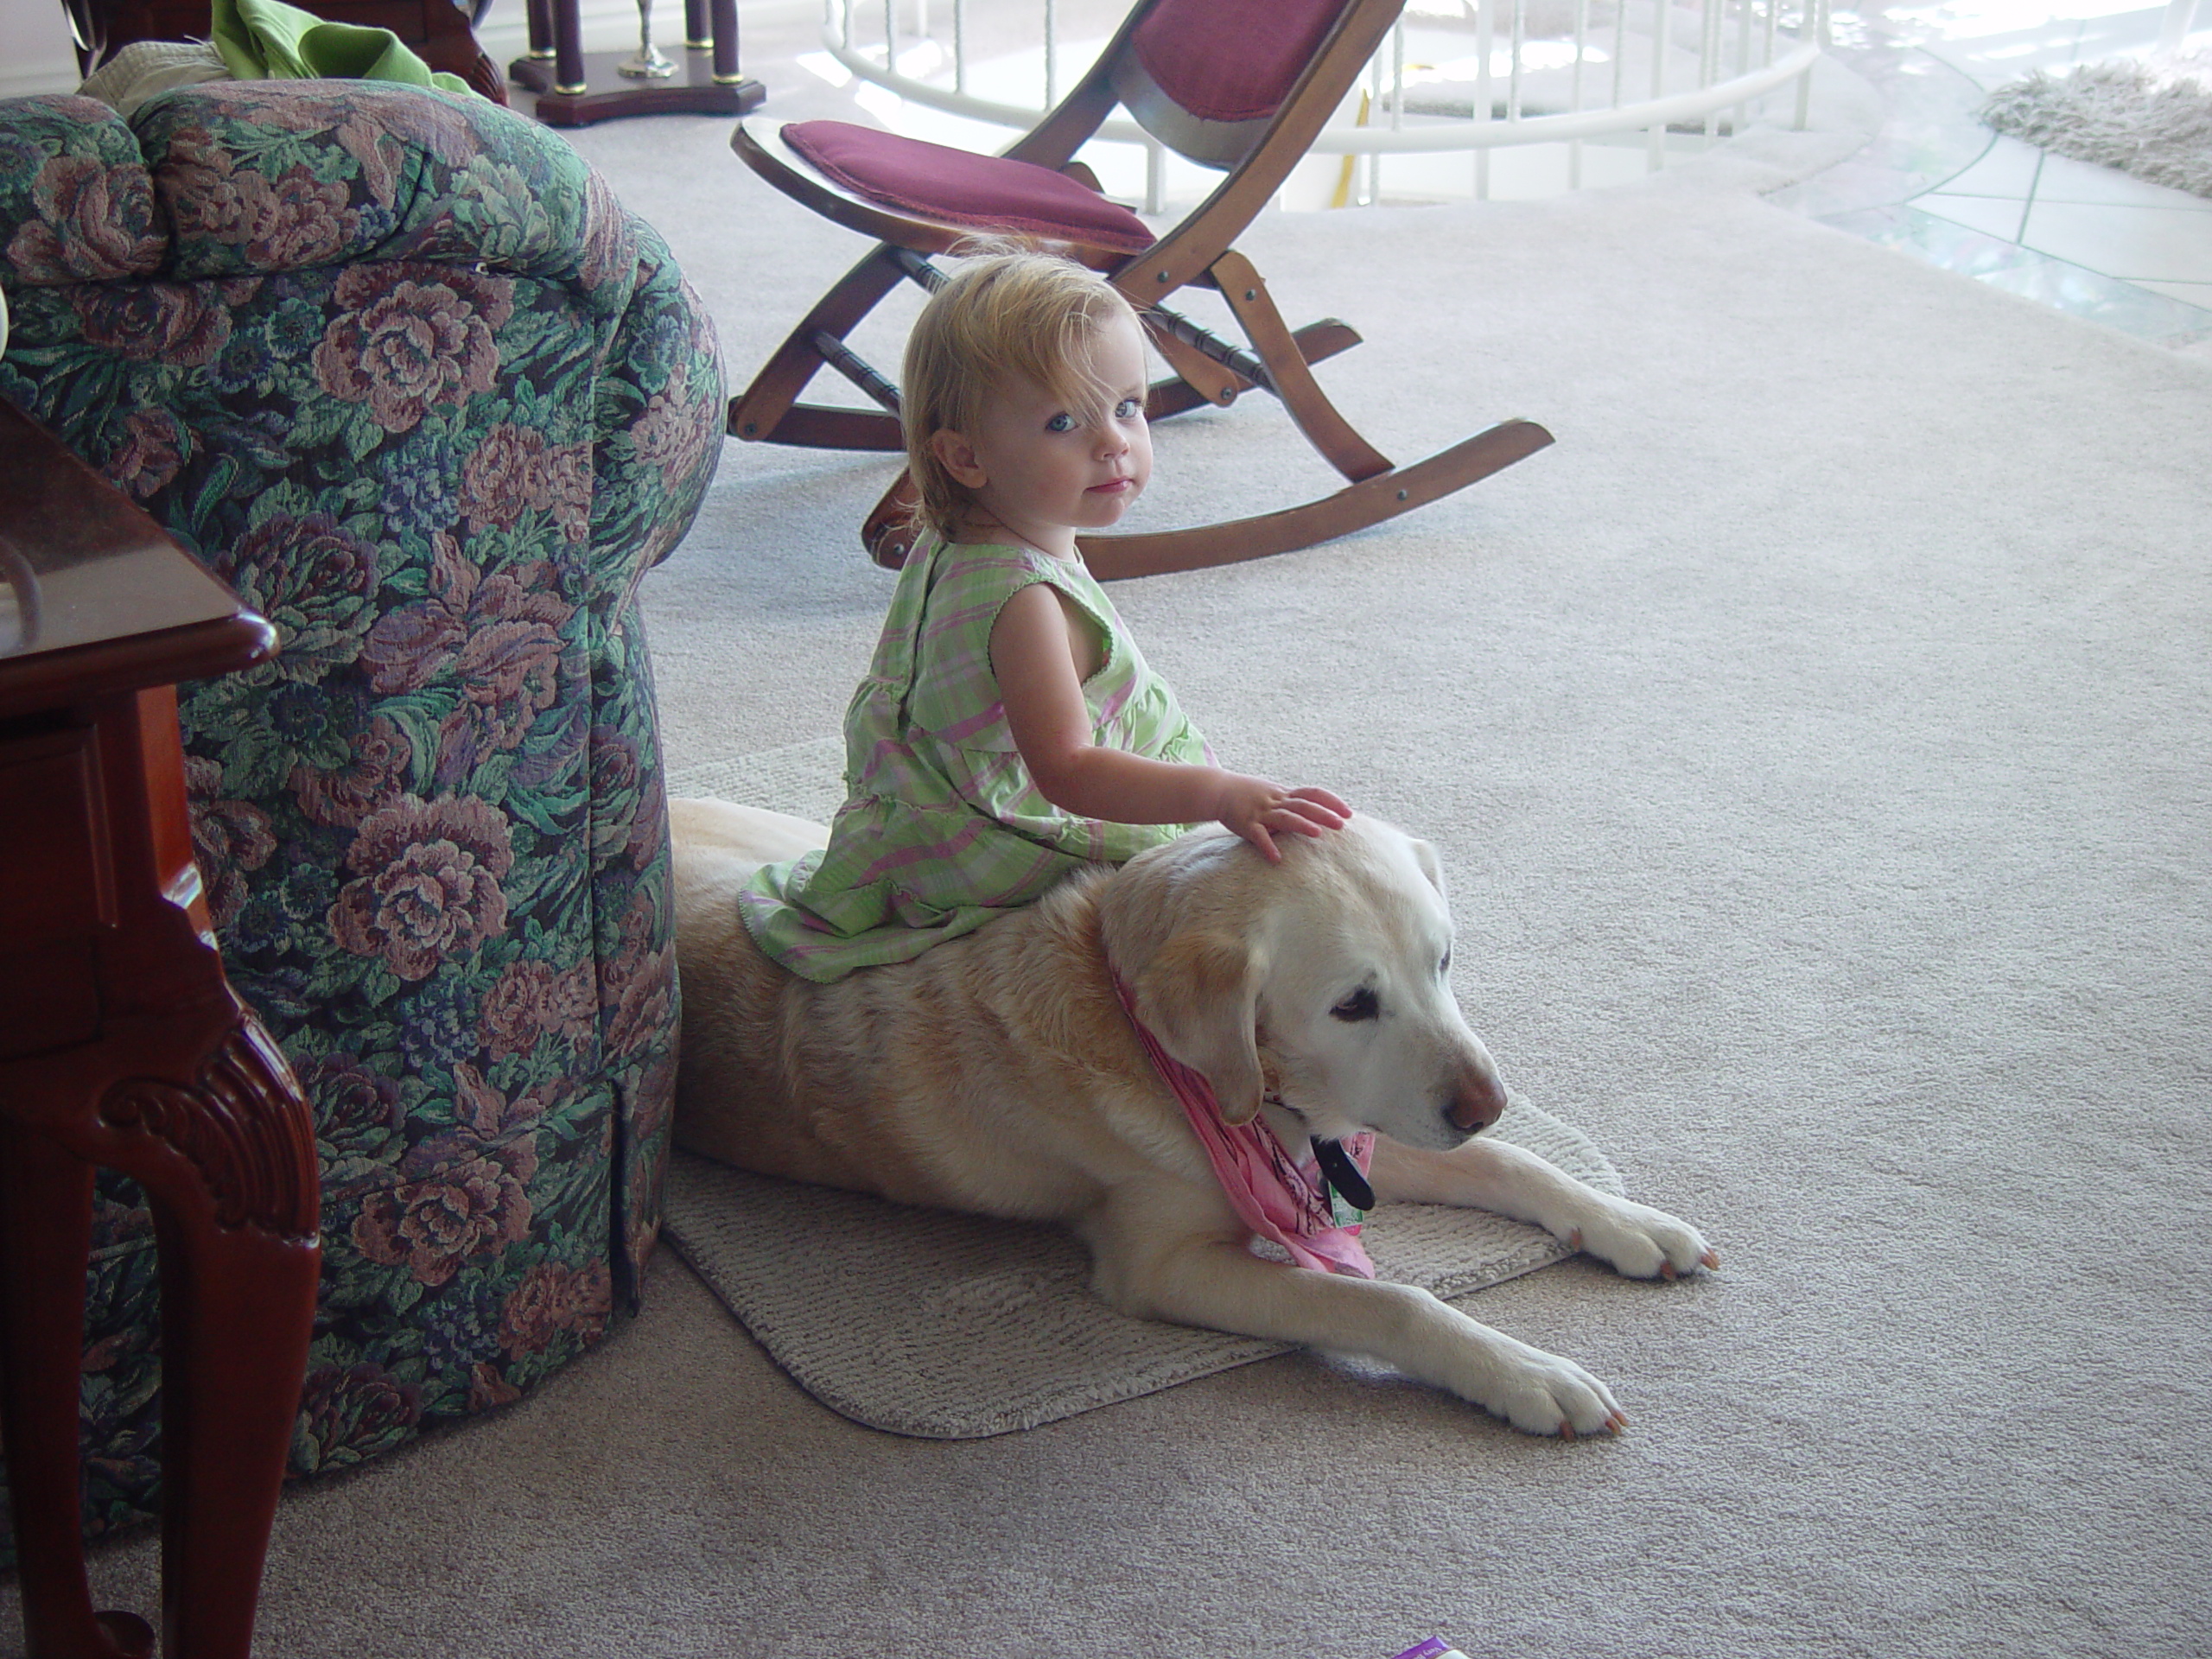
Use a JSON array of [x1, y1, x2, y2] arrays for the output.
[[1084, 1214, 1628, 1438], [1370, 1137, 1719, 1281]]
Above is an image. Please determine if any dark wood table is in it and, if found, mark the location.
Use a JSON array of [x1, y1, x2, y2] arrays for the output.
[[0, 397, 321, 1659]]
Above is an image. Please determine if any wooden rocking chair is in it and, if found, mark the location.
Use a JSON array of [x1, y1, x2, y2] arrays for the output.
[[727, 0, 1553, 579]]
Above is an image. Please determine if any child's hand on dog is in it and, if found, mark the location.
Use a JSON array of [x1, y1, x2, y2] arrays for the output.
[[1211, 776, 1351, 861]]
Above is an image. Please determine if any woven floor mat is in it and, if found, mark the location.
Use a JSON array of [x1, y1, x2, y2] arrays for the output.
[[662, 1093, 1620, 1438]]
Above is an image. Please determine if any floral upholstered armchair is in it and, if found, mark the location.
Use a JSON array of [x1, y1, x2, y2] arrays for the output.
[[0, 78, 722, 1555]]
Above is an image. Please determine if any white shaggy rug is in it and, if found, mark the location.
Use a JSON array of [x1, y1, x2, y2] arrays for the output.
[[1981, 54, 2212, 198]]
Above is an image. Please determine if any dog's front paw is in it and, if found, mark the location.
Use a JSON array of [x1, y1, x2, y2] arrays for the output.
[[1566, 1197, 1719, 1281], [1463, 1337, 1630, 1439]]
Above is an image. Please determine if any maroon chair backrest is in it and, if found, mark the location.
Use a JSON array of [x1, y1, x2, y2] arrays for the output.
[[1109, 0, 1360, 169]]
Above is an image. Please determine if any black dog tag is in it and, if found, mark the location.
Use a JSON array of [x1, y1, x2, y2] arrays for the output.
[[1310, 1136, 1375, 1215]]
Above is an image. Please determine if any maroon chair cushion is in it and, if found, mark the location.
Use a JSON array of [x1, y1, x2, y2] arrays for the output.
[[782, 121, 1155, 255], [1129, 0, 1349, 124]]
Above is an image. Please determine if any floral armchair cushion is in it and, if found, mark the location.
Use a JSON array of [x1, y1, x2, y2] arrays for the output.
[[0, 79, 722, 1550]]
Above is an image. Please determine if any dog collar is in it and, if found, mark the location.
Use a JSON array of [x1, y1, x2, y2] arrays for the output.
[[1310, 1133, 1376, 1215], [1262, 1093, 1376, 1217], [1112, 975, 1376, 1278]]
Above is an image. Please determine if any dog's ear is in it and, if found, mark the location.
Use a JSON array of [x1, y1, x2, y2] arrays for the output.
[[1408, 835, 1448, 899], [1134, 930, 1266, 1127]]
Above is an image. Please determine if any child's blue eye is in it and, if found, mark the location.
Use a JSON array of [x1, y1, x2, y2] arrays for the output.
[[1046, 412, 1077, 433], [1115, 397, 1143, 420]]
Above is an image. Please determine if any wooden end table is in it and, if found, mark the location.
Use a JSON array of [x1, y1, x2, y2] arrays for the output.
[[0, 397, 321, 1659]]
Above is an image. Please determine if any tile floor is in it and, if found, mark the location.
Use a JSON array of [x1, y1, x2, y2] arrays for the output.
[[1772, 0, 2212, 348]]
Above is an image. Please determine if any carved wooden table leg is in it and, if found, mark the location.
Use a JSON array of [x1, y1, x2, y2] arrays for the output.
[[1, 397, 314, 1659], [1, 689, 319, 1659], [124, 1020, 320, 1659], [0, 1124, 154, 1659]]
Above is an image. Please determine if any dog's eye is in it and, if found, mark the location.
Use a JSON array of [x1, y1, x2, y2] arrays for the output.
[[1331, 988, 1380, 1022], [1440, 948, 1452, 976]]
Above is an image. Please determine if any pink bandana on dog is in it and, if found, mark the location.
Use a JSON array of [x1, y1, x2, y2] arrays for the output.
[[1113, 976, 1377, 1278]]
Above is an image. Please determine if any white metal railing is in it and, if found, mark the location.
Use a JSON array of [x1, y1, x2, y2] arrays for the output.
[[820, 0, 1829, 207]]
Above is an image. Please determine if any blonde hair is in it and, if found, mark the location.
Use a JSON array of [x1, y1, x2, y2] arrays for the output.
[[901, 249, 1142, 544]]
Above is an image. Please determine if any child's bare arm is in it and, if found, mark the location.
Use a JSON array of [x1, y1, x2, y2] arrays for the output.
[[988, 583, 1348, 861]]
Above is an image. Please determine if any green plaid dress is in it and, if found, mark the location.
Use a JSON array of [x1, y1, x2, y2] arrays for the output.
[[737, 540, 1211, 982]]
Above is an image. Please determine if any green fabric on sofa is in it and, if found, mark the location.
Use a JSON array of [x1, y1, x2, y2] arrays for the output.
[[210, 0, 470, 95], [0, 79, 722, 1555]]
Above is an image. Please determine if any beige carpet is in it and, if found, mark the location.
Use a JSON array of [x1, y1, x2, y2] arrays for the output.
[[11, 24, 2210, 1657]]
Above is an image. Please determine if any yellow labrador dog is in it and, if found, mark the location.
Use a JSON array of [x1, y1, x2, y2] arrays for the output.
[[671, 800, 1717, 1438]]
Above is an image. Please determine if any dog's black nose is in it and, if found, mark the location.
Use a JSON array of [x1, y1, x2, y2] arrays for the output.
[[1446, 1065, 1507, 1133]]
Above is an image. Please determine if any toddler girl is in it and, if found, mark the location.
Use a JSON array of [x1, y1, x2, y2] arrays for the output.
[[739, 251, 1347, 982]]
